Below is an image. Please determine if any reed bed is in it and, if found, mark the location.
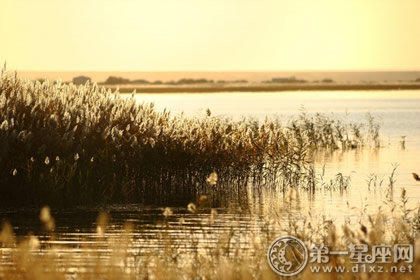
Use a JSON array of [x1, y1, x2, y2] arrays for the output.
[[0, 69, 380, 206]]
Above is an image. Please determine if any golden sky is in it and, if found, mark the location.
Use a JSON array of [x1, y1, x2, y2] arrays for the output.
[[1, 0, 420, 71]]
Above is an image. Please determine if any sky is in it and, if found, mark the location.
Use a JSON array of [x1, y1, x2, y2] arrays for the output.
[[1, 0, 420, 71]]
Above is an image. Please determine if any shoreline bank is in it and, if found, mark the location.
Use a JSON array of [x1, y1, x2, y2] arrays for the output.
[[109, 83, 420, 93]]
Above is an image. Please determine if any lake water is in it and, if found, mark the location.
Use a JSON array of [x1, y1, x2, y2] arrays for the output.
[[1, 90, 420, 274], [126, 90, 420, 212]]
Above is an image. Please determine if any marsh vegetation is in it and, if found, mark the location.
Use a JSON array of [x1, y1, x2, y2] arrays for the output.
[[0, 70, 381, 206]]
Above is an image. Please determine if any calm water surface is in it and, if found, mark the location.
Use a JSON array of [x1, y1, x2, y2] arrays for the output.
[[1, 90, 420, 271]]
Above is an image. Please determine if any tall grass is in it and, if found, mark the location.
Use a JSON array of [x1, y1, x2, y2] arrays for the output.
[[0, 69, 380, 206]]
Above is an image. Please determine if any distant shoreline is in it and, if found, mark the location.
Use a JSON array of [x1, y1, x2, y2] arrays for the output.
[[18, 70, 420, 84], [110, 83, 420, 93]]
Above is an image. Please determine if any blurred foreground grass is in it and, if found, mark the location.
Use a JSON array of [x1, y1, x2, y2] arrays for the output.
[[1, 186, 419, 279]]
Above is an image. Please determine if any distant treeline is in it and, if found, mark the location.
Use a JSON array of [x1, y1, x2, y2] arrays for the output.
[[99, 76, 249, 85], [263, 76, 335, 84], [98, 75, 338, 85], [59, 75, 420, 86]]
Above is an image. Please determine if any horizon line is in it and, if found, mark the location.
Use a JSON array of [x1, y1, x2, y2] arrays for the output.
[[14, 69, 420, 73]]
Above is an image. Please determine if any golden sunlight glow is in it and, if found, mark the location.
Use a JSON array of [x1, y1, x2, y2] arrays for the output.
[[1, 0, 420, 71]]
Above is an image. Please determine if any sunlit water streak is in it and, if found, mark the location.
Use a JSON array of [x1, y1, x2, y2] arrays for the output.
[[1, 90, 420, 271]]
